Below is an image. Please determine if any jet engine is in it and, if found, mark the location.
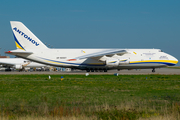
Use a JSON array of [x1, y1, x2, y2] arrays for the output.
[[105, 59, 120, 67], [105, 58, 130, 67], [119, 58, 129, 65], [14, 65, 23, 69]]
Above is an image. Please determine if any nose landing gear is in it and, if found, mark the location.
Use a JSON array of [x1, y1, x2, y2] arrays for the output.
[[152, 68, 155, 73]]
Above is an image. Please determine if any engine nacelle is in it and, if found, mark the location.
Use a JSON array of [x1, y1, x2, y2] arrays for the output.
[[14, 65, 23, 69], [106, 59, 120, 67], [119, 58, 129, 65]]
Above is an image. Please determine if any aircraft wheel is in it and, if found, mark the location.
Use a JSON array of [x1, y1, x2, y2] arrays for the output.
[[86, 69, 90, 72], [152, 68, 155, 73], [91, 69, 94, 72], [104, 69, 107, 72]]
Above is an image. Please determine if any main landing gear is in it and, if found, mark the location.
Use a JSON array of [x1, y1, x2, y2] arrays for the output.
[[152, 68, 155, 73], [86, 69, 108, 72]]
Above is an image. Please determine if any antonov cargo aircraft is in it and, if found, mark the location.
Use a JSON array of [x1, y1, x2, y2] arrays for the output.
[[0, 58, 50, 71], [6, 21, 178, 72]]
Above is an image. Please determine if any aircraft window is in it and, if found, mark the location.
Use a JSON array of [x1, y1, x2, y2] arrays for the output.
[[158, 49, 163, 52], [57, 57, 59, 59], [24, 61, 26, 63]]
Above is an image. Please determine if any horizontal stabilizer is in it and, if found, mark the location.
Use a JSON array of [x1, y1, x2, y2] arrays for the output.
[[5, 49, 33, 56]]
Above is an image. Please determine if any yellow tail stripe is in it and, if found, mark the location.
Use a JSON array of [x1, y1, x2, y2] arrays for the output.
[[15, 42, 25, 51]]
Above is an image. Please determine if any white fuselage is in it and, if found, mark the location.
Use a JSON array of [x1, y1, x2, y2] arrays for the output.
[[14, 48, 178, 70], [0, 58, 49, 69]]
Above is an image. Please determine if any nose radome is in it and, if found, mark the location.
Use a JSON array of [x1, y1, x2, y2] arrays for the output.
[[174, 57, 178, 64], [171, 55, 178, 65]]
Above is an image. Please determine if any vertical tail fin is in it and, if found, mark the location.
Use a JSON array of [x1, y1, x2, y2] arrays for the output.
[[10, 21, 48, 51]]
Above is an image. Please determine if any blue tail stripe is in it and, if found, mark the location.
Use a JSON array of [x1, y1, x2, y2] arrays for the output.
[[13, 32, 25, 50]]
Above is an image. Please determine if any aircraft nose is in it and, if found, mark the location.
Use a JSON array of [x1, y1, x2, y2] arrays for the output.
[[175, 57, 178, 64], [171, 55, 178, 65]]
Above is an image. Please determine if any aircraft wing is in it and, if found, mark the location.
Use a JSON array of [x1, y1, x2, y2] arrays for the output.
[[69, 49, 127, 61]]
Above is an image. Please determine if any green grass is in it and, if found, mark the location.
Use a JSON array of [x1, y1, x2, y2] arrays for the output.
[[0, 74, 180, 120]]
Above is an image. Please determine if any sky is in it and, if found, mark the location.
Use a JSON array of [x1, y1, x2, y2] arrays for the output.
[[0, 0, 180, 65]]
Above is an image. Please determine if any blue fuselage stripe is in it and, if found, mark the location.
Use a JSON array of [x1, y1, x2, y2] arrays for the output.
[[130, 62, 175, 66], [38, 57, 105, 66], [38, 57, 176, 66]]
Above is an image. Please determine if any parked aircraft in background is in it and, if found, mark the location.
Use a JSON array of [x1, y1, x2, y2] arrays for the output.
[[0, 58, 50, 71], [6, 21, 178, 72]]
